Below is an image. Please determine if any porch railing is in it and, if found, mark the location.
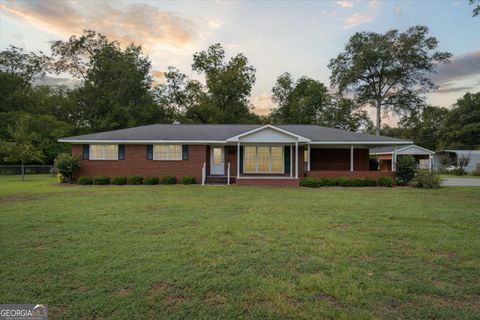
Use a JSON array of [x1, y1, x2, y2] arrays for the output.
[[201, 162, 206, 185]]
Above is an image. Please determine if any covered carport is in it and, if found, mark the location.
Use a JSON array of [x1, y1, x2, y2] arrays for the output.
[[370, 145, 435, 172]]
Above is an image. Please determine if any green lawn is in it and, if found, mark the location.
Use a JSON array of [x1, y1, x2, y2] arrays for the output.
[[439, 173, 480, 179], [1, 175, 479, 319]]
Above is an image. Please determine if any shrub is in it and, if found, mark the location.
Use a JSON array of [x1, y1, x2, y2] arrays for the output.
[[78, 176, 93, 185], [160, 175, 177, 185], [451, 167, 466, 176], [181, 176, 196, 185], [93, 175, 110, 185], [320, 177, 336, 186], [300, 177, 320, 188], [396, 156, 417, 185], [364, 178, 377, 187], [410, 171, 442, 188], [472, 170, 480, 176], [57, 173, 66, 183], [111, 176, 127, 185], [378, 176, 393, 187], [337, 177, 351, 187], [127, 176, 143, 185], [144, 176, 159, 185], [54, 153, 80, 183], [350, 178, 366, 187]]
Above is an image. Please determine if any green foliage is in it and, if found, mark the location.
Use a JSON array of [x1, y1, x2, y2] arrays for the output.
[[410, 171, 442, 188], [320, 178, 337, 186], [364, 178, 377, 187], [160, 176, 177, 185], [93, 175, 110, 185], [451, 168, 466, 176], [337, 177, 351, 187], [300, 177, 321, 188], [181, 176, 196, 185], [329, 26, 451, 135], [396, 156, 417, 185], [127, 176, 143, 185], [350, 178, 366, 187], [111, 176, 127, 185], [159, 44, 259, 124], [78, 176, 93, 185], [54, 153, 80, 183], [469, 0, 480, 16], [144, 176, 159, 185], [378, 176, 393, 187]]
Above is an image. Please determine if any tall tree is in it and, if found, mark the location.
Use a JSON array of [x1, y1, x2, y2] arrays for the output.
[[0, 121, 44, 181], [441, 92, 480, 149], [159, 44, 259, 123], [328, 25, 451, 135], [270, 73, 372, 131], [51, 30, 173, 132]]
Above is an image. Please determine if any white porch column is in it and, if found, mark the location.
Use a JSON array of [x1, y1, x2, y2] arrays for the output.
[[237, 141, 240, 178], [350, 144, 354, 172], [307, 144, 311, 172], [392, 145, 397, 172], [429, 154, 433, 172], [295, 141, 299, 179], [290, 145, 293, 178]]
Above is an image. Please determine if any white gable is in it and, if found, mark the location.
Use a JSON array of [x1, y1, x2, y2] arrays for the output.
[[398, 145, 434, 155], [239, 127, 298, 143]]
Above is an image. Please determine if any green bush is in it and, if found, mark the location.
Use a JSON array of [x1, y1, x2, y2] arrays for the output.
[[364, 178, 377, 187], [410, 171, 442, 189], [160, 175, 177, 185], [78, 176, 93, 185], [472, 170, 480, 176], [350, 178, 365, 187], [181, 176, 196, 185], [54, 153, 81, 183], [144, 176, 159, 185], [396, 156, 417, 185], [127, 176, 143, 185], [451, 167, 466, 176], [93, 175, 110, 185], [337, 177, 351, 187], [320, 178, 336, 186], [378, 176, 393, 187], [111, 176, 127, 185], [300, 177, 320, 188]]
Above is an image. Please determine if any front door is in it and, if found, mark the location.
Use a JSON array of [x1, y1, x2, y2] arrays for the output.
[[210, 147, 224, 175]]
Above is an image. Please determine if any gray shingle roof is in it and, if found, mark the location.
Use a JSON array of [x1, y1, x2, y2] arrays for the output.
[[59, 124, 412, 144]]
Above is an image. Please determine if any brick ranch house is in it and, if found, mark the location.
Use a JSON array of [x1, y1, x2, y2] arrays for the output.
[[59, 124, 412, 186]]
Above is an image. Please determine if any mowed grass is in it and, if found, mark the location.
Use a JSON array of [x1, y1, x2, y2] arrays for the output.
[[1, 175, 479, 319]]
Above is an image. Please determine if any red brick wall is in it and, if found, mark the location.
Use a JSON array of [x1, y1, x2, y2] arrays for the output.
[[236, 178, 299, 187], [72, 144, 208, 181], [310, 148, 369, 171], [307, 170, 395, 179]]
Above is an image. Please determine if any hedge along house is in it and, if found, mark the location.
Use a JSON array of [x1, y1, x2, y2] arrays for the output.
[[370, 145, 435, 172], [58, 124, 412, 186]]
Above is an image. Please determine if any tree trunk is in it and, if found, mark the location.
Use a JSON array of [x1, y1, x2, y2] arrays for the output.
[[21, 161, 24, 181], [375, 99, 382, 136]]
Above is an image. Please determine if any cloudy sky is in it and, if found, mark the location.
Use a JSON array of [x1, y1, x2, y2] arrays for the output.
[[1, 0, 479, 124]]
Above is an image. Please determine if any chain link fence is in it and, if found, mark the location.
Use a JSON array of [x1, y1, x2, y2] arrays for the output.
[[0, 165, 56, 176]]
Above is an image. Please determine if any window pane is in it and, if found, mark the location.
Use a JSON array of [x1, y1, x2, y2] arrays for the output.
[[244, 147, 256, 172], [90, 145, 118, 160], [154, 145, 182, 160], [257, 147, 269, 172], [271, 147, 283, 173], [213, 148, 223, 165]]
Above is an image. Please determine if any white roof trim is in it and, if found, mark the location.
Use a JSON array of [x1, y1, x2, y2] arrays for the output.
[[226, 125, 310, 142], [370, 144, 435, 155], [57, 139, 227, 144], [310, 141, 413, 145]]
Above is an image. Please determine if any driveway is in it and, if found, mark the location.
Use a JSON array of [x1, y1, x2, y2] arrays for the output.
[[442, 178, 480, 187]]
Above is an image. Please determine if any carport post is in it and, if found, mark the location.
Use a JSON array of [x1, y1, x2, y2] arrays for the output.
[[295, 141, 299, 179], [237, 141, 240, 179], [392, 145, 397, 172], [307, 144, 311, 172]]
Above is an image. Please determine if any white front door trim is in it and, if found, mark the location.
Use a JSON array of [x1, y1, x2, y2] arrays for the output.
[[210, 146, 225, 175]]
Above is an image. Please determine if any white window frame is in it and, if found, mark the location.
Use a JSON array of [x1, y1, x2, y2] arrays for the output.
[[89, 144, 119, 160], [153, 145, 182, 161], [243, 146, 284, 174]]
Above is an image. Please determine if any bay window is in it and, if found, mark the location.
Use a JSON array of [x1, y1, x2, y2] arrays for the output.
[[243, 146, 284, 173]]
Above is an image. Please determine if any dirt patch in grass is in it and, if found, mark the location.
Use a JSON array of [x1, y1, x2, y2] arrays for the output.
[[114, 287, 133, 297], [75, 285, 90, 293], [0, 196, 38, 203], [203, 291, 227, 305], [49, 304, 70, 318]]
